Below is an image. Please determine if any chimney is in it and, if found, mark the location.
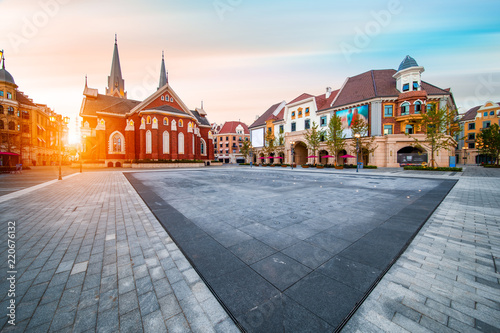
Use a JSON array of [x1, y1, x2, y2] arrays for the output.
[[326, 87, 332, 99]]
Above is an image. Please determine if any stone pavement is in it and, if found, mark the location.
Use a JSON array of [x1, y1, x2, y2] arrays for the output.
[[343, 173, 500, 332], [0, 171, 239, 332], [0, 165, 498, 332]]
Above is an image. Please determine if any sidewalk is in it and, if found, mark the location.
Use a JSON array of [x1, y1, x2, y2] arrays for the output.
[[0, 171, 238, 332]]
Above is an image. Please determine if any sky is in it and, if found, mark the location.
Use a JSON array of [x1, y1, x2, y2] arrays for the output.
[[1, 0, 499, 142]]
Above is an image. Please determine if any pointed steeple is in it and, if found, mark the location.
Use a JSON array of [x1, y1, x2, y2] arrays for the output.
[[158, 50, 167, 90], [106, 34, 126, 98]]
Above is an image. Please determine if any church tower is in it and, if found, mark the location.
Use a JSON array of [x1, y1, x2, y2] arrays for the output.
[[106, 34, 127, 98], [158, 51, 168, 90]]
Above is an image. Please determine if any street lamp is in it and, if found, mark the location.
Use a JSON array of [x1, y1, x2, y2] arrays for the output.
[[290, 141, 295, 170], [50, 115, 70, 180], [354, 133, 361, 173], [249, 144, 253, 168], [463, 146, 468, 165]]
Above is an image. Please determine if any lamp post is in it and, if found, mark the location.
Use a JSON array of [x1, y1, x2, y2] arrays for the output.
[[290, 141, 295, 170], [50, 115, 70, 180], [249, 144, 253, 168], [463, 146, 468, 165], [354, 133, 361, 173]]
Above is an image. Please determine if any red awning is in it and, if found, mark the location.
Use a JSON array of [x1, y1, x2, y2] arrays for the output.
[[0, 152, 20, 156]]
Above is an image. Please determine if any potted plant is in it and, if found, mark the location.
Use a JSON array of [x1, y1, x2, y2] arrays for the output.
[[281, 163, 288, 167], [316, 164, 324, 169], [302, 164, 309, 168], [335, 165, 344, 169]]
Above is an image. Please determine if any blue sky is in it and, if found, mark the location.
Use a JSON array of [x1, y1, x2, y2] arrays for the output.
[[1, 0, 499, 139]]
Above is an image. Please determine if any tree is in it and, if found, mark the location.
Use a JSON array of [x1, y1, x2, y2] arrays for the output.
[[240, 140, 252, 163], [350, 118, 377, 165], [263, 130, 276, 162], [304, 121, 321, 165], [274, 131, 285, 162], [406, 105, 459, 168], [325, 114, 346, 166], [476, 123, 500, 165]]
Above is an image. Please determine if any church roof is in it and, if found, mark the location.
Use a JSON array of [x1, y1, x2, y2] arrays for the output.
[[158, 52, 167, 90], [0, 67, 16, 86], [191, 110, 211, 126], [398, 55, 419, 71], [145, 104, 186, 115], [106, 36, 125, 97], [80, 93, 140, 117]]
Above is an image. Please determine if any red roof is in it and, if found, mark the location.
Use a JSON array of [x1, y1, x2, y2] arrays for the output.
[[16, 91, 37, 107], [249, 102, 285, 128], [287, 93, 314, 105], [316, 89, 339, 111], [218, 121, 249, 134]]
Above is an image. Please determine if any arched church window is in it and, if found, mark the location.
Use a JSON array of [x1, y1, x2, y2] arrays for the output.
[[163, 117, 168, 126], [112, 135, 122, 152], [147, 116, 151, 124], [178, 132, 184, 154], [178, 119, 183, 127]]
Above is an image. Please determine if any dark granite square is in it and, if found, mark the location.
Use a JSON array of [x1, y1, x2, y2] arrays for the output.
[[339, 238, 402, 270], [251, 253, 311, 291], [283, 295, 333, 333], [237, 294, 283, 333], [285, 272, 363, 328], [304, 232, 352, 254], [228, 239, 277, 265], [210, 266, 280, 317], [212, 229, 253, 248], [258, 231, 299, 251], [239, 223, 274, 238], [280, 223, 320, 240], [281, 241, 332, 269], [317, 256, 382, 292]]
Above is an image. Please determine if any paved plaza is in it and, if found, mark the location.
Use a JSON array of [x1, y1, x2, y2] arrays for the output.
[[0, 165, 498, 332]]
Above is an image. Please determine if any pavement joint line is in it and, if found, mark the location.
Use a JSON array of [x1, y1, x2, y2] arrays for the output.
[[0, 172, 81, 204]]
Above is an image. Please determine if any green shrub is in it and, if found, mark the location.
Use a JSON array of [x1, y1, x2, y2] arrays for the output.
[[483, 164, 500, 168], [403, 166, 462, 172]]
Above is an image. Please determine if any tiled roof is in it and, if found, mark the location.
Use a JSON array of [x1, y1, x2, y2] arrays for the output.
[[218, 121, 250, 134], [287, 93, 314, 105], [81, 94, 140, 116], [145, 104, 186, 115], [316, 89, 339, 111], [16, 91, 36, 107], [398, 55, 419, 71], [249, 102, 284, 128], [332, 70, 450, 108], [460, 106, 480, 122], [191, 110, 211, 126]]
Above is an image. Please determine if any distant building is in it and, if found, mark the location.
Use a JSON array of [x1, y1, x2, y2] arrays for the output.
[[213, 121, 250, 163], [250, 56, 458, 167], [0, 57, 68, 166], [79, 37, 214, 167], [460, 101, 500, 164]]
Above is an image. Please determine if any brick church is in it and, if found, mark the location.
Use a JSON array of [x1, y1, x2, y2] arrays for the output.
[[80, 37, 214, 167]]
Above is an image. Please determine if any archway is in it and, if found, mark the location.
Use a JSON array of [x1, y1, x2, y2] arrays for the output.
[[337, 149, 347, 166], [361, 148, 370, 165], [269, 152, 275, 165], [107, 162, 114, 167], [318, 149, 328, 165], [293, 142, 308, 166], [115, 162, 122, 167], [397, 146, 427, 165]]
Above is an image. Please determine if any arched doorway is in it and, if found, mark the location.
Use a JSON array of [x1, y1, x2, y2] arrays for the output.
[[397, 146, 427, 165], [279, 152, 285, 164], [318, 150, 328, 165], [269, 152, 275, 165], [337, 149, 347, 166], [107, 162, 114, 167], [293, 142, 308, 166], [115, 162, 122, 167], [361, 148, 370, 165], [259, 153, 265, 165]]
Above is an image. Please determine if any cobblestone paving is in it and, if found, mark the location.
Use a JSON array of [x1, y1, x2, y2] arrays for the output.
[[0, 171, 238, 332], [343, 176, 500, 332]]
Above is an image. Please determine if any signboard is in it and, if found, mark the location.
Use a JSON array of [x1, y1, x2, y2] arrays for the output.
[[250, 128, 264, 148], [449, 156, 456, 167], [336, 105, 369, 138], [397, 153, 428, 165]]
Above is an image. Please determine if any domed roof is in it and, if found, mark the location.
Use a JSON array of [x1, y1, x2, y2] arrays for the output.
[[397, 55, 419, 72], [0, 67, 16, 85]]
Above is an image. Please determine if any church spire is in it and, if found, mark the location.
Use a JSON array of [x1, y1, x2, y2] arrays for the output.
[[158, 50, 167, 90], [106, 34, 126, 98]]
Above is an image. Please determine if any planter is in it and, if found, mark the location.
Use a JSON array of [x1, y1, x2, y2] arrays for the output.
[[335, 166, 344, 169], [302, 165, 309, 168], [270, 165, 276, 167], [316, 166, 324, 169], [281, 164, 288, 168]]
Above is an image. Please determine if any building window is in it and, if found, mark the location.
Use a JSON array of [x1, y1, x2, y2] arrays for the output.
[[305, 107, 310, 115], [298, 110, 302, 117], [219, 143, 223, 148], [112, 134, 122, 152], [279, 125, 284, 133], [163, 131, 170, 154], [8, 106, 14, 115], [468, 123, 475, 130], [8, 121, 15, 130], [146, 130, 152, 154], [170, 97, 174, 102], [146, 116, 151, 124], [0, 120, 3, 129], [267, 127, 272, 133], [0, 91, 3, 97], [226, 143, 228, 147], [291, 122, 296, 132], [320, 116, 327, 126], [414, 101, 422, 114], [233, 136, 236, 140], [178, 132, 185, 154], [304, 119, 310, 130], [7, 92, 12, 99], [483, 121, 491, 128], [468, 142, 475, 149], [200, 138, 206, 155], [226, 136, 229, 140], [468, 133, 475, 140], [161, 96, 164, 101], [490, 111, 495, 116], [401, 102, 410, 115], [178, 119, 183, 127], [413, 81, 419, 90], [165, 95, 169, 100], [484, 112, 488, 117], [405, 124, 414, 134], [0, 105, 3, 114], [384, 125, 393, 135], [426, 104, 435, 112], [384, 105, 393, 117], [319, 132, 325, 142], [163, 117, 168, 125], [291, 111, 295, 118], [403, 83, 409, 92]]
